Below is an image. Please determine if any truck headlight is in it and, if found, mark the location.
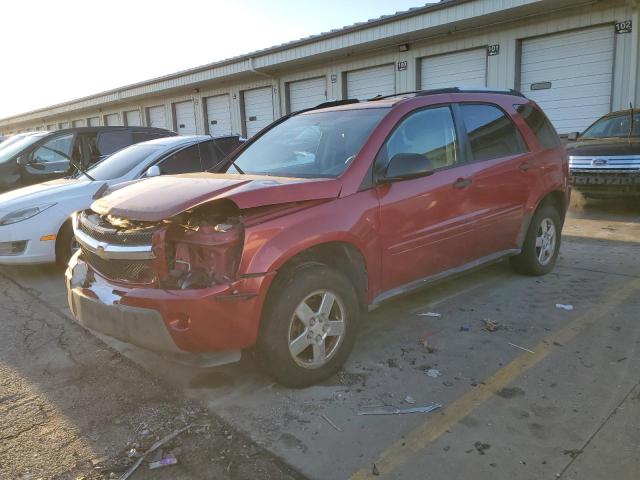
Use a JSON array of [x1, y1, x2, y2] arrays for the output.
[[0, 203, 56, 226]]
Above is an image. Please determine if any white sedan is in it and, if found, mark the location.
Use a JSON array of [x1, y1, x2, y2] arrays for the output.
[[0, 135, 240, 265]]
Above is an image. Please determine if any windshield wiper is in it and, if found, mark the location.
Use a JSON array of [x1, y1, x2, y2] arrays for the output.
[[208, 140, 245, 174], [39, 146, 95, 181]]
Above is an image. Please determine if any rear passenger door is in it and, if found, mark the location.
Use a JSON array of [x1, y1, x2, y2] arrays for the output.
[[458, 103, 532, 257], [376, 105, 478, 292]]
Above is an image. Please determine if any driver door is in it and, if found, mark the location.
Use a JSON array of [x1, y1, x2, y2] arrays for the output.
[[376, 105, 479, 292], [22, 133, 77, 183]]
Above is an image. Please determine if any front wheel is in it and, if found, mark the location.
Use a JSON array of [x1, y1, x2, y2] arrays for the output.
[[56, 221, 79, 267], [510, 203, 562, 276], [257, 263, 359, 387]]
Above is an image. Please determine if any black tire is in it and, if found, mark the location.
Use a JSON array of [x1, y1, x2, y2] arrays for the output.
[[510, 202, 562, 276], [55, 221, 76, 267], [257, 263, 359, 388]]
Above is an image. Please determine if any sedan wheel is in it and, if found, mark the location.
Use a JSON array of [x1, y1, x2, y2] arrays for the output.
[[535, 217, 557, 266]]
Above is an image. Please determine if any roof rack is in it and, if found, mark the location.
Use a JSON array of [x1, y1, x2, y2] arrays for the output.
[[368, 87, 526, 102]]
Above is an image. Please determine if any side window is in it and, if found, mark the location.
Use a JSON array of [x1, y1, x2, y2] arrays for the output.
[[460, 104, 527, 162], [32, 133, 74, 164], [83, 133, 100, 166], [157, 145, 202, 174], [97, 131, 133, 157], [384, 106, 458, 170], [515, 104, 560, 149]]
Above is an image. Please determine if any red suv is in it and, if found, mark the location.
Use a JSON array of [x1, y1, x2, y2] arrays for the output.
[[67, 88, 569, 387]]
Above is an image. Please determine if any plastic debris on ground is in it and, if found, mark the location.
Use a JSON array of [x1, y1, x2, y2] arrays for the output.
[[404, 395, 416, 404], [358, 403, 442, 416], [426, 368, 441, 378], [320, 413, 343, 432], [459, 326, 470, 332], [482, 318, 500, 332], [149, 453, 178, 469], [508, 342, 535, 354], [419, 312, 441, 318], [555, 303, 574, 311]]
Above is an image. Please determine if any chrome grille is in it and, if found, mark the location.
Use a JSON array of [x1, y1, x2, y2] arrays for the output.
[[569, 155, 640, 171], [78, 213, 154, 246], [81, 248, 155, 284]]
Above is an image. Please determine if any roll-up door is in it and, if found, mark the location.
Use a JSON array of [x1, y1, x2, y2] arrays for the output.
[[147, 105, 167, 129], [346, 64, 395, 100], [88, 117, 100, 127], [520, 25, 615, 133], [205, 95, 232, 136], [125, 110, 142, 127], [243, 87, 274, 137], [420, 49, 487, 90], [288, 77, 327, 112], [72, 119, 86, 127], [173, 101, 197, 135], [104, 114, 120, 126]]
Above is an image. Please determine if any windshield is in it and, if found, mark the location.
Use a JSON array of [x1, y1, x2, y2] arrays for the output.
[[0, 134, 47, 163], [581, 112, 640, 138], [226, 108, 389, 177], [84, 144, 161, 180]]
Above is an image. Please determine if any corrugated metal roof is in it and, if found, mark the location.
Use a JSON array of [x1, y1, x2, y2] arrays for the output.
[[0, 1, 470, 123]]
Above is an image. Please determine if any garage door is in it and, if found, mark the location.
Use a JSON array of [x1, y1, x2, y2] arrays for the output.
[[59, 121, 70, 129], [104, 114, 120, 126], [88, 117, 100, 127], [72, 119, 86, 127], [174, 101, 197, 135], [520, 25, 615, 133], [346, 64, 395, 100], [147, 105, 167, 129], [205, 95, 232, 136], [421, 49, 487, 90], [125, 110, 141, 127], [288, 77, 327, 112], [243, 87, 274, 137]]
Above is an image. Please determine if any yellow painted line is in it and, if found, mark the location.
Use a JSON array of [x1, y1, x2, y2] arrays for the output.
[[350, 278, 640, 479]]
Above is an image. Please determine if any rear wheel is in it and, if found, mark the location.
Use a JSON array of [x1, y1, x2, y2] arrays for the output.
[[510, 203, 561, 276], [257, 263, 359, 387], [56, 221, 79, 267]]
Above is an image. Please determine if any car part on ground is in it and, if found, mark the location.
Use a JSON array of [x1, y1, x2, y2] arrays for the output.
[[66, 90, 569, 386]]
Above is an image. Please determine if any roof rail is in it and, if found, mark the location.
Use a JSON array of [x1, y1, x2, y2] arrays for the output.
[[415, 87, 527, 98], [291, 99, 360, 116]]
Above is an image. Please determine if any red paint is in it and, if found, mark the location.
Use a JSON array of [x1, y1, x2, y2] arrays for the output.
[[77, 92, 568, 354]]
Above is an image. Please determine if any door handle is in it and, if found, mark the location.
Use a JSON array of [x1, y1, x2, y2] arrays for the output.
[[519, 161, 531, 172], [453, 177, 472, 189]]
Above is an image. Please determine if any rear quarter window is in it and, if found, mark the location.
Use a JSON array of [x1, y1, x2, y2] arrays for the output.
[[516, 104, 560, 149], [97, 131, 133, 156]]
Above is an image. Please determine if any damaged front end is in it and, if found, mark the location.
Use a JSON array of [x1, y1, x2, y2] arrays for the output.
[[73, 200, 243, 290]]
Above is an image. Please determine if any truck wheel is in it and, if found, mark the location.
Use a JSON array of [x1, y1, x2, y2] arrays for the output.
[[510, 203, 561, 276], [56, 221, 79, 267], [257, 263, 359, 387]]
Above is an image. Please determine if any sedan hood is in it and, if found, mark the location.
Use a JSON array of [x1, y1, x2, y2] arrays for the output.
[[0, 178, 93, 212], [91, 173, 343, 221], [566, 138, 640, 156]]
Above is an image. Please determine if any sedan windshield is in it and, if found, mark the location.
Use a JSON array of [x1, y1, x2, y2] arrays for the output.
[[0, 134, 48, 163], [226, 108, 389, 177], [581, 112, 640, 138], [85, 144, 161, 180]]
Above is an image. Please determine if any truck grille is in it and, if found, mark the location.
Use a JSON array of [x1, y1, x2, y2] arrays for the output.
[[569, 155, 640, 171], [78, 213, 154, 246], [81, 248, 156, 284]]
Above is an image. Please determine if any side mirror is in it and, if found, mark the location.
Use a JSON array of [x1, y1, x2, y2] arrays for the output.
[[380, 153, 435, 183], [145, 165, 161, 177], [16, 154, 31, 166], [567, 131, 580, 141]]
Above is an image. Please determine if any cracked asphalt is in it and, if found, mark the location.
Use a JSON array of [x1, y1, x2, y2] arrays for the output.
[[1, 197, 639, 479]]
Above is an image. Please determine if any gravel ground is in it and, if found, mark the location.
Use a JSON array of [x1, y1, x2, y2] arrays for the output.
[[0, 271, 305, 480]]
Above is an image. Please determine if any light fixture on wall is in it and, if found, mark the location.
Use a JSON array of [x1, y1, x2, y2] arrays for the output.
[[398, 44, 409, 52]]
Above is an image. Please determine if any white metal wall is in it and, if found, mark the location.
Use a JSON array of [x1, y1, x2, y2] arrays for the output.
[[205, 95, 232, 136], [520, 25, 615, 133]]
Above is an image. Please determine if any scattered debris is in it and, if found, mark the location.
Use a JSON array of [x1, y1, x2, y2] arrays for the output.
[[460, 326, 470, 332], [149, 454, 177, 470], [418, 335, 437, 353], [372, 463, 380, 476], [404, 395, 416, 405], [509, 342, 535, 354], [482, 318, 500, 332], [419, 312, 442, 318], [426, 368, 442, 378], [442, 381, 454, 387], [555, 303, 574, 311], [120, 424, 192, 480], [496, 387, 525, 399], [563, 449, 582, 459], [320, 413, 343, 432], [474, 441, 491, 455], [387, 358, 399, 368], [358, 403, 442, 416]]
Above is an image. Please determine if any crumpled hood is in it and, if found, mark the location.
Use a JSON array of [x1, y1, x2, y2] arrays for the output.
[[0, 178, 92, 212], [566, 138, 640, 157], [91, 173, 343, 221]]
